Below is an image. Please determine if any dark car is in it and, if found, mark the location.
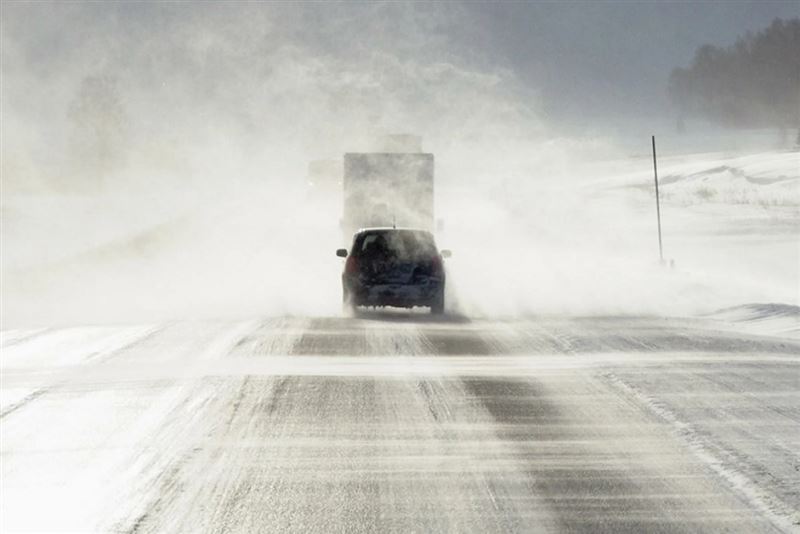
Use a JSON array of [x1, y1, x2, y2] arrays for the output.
[[336, 228, 451, 314]]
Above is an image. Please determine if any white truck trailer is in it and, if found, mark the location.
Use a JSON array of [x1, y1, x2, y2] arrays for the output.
[[341, 137, 434, 241]]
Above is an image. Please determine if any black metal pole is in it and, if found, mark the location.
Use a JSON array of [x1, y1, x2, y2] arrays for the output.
[[652, 135, 664, 262]]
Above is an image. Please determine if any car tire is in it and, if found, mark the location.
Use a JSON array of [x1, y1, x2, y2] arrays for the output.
[[430, 291, 445, 315], [342, 288, 355, 314]]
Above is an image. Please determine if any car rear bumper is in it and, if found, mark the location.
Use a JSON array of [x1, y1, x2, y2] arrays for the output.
[[345, 278, 443, 308]]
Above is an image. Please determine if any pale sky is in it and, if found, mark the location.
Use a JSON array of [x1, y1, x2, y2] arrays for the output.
[[2, 1, 798, 156]]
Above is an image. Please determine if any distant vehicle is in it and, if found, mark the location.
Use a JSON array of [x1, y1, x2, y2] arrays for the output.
[[337, 228, 451, 314], [341, 150, 434, 241]]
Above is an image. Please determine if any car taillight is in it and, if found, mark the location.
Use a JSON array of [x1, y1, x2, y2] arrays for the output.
[[431, 255, 443, 275], [345, 255, 358, 275]]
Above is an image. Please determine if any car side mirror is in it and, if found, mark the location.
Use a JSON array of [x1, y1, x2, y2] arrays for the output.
[[440, 249, 452, 258], [336, 248, 348, 258]]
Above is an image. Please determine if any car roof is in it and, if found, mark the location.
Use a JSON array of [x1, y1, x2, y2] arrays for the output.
[[355, 227, 432, 234]]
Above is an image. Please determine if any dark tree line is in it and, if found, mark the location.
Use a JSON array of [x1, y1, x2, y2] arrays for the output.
[[669, 18, 800, 132]]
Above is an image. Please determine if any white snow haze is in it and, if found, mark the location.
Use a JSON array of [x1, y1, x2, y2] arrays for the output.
[[2, 2, 798, 327]]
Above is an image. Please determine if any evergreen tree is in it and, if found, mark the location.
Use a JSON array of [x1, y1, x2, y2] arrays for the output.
[[668, 18, 800, 131]]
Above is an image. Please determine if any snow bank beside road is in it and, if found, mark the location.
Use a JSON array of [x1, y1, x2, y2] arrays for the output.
[[443, 149, 798, 318], [0, 325, 158, 415], [600, 150, 799, 207], [707, 303, 800, 339], [659, 152, 799, 207]]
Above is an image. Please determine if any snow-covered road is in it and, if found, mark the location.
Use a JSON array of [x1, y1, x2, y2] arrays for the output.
[[2, 313, 798, 533]]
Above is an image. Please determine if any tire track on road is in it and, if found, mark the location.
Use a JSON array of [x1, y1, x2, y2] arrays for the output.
[[125, 316, 547, 532], [462, 320, 784, 533], [113, 319, 308, 534]]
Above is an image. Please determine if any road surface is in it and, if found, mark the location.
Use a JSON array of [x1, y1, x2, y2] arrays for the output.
[[2, 312, 799, 533]]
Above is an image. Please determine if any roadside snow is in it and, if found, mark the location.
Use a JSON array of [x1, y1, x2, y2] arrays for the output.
[[1, 325, 158, 414], [706, 303, 800, 339]]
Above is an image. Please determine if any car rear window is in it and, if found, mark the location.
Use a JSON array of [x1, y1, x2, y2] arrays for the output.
[[356, 230, 437, 261]]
